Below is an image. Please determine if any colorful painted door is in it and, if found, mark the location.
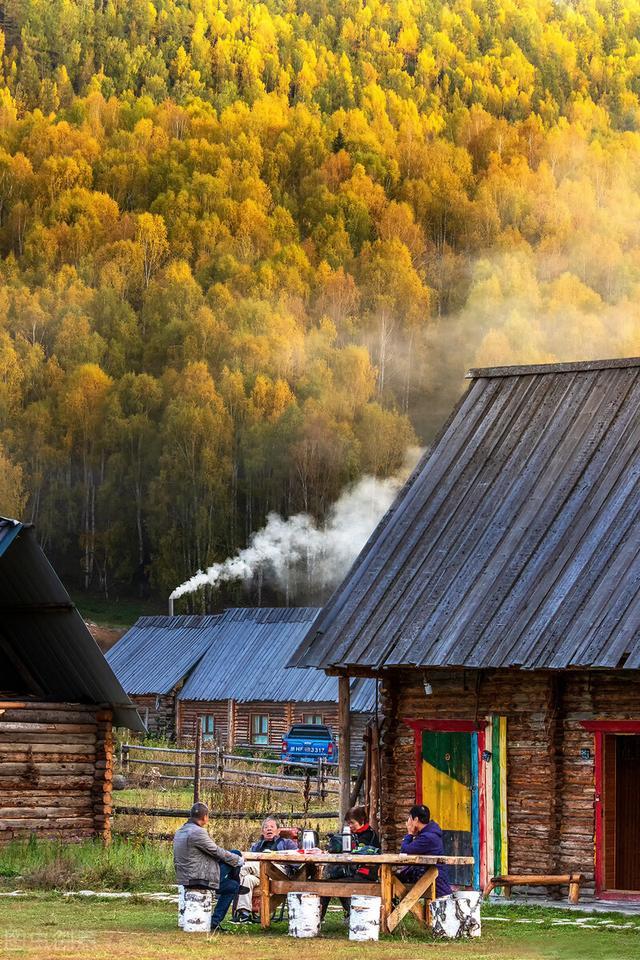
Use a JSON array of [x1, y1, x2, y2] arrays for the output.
[[421, 730, 478, 887]]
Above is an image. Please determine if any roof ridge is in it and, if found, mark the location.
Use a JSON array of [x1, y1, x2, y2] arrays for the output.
[[467, 357, 640, 379]]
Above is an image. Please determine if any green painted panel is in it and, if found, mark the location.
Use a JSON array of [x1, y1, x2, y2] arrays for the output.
[[492, 715, 502, 876], [422, 731, 473, 887], [423, 730, 472, 786]]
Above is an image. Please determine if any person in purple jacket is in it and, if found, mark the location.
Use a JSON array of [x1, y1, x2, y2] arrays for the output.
[[398, 804, 452, 898]]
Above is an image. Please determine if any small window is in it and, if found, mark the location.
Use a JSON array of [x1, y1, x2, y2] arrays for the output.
[[200, 715, 215, 739], [251, 714, 269, 745], [303, 714, 323, 725]]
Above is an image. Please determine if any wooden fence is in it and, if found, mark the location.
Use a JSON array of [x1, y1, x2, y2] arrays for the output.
[[120, 740, 340, 800]]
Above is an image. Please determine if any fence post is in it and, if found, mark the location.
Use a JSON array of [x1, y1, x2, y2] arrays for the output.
[[303, 769, 311, 815], [211, 741, 220, 789], [217, 741, 224, 787], [122, 743, 129, 777], [194, 718, 203, 804]]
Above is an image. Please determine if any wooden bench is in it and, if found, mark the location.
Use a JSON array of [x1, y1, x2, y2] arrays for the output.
[[484, 873, 585, 904]]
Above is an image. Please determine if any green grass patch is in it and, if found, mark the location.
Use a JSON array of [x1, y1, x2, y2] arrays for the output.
[[0, 895, 638, 960], [0, 836, 174, 892]]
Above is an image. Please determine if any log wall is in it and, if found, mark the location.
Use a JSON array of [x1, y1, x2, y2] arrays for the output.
[[178, 698, 371, 760], [0, 699, 113, 842], [131, 694, 176, 739], [379, 669, 640, 897]]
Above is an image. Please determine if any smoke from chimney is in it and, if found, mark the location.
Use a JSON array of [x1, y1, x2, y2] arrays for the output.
[[170, 447, 423, 605]]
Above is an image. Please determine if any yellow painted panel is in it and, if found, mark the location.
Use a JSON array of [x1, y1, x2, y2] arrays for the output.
[[422, 760, 471, 833]]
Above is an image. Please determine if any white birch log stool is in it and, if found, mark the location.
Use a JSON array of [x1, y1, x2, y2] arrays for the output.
[[429, 891, 481, 938]]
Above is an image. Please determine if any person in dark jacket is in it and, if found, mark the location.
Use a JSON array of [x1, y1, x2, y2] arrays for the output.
[[173, 801, 244, 931], [398, 804, 452, 898], [232, 816, 298, 922], [320, 805, 380, 921], [250, 816, 298, 854]]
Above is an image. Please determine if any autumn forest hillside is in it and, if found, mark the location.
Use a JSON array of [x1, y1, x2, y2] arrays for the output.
[[1, 0, 640, 604]]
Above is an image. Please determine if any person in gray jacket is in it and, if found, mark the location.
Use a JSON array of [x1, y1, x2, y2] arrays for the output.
[[174, 801, 244, 931]]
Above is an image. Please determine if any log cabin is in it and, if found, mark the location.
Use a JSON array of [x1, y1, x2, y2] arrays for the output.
[[0, 518, 144, 842], [106, 614, 219, 738], [109, 607, 375, 762], [290, 358, 640, 900]]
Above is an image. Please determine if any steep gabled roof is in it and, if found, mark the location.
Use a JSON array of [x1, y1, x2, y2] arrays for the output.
[[289, 358, 640, 673], [111, 605, 376, 707], [106, 614, 220, 696], [179, 607, 375, 706], [0, 519, 144, 729]]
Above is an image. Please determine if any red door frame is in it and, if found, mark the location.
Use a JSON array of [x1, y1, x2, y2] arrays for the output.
[[580, 720, 640, 899], [404, 719, 487, 888]]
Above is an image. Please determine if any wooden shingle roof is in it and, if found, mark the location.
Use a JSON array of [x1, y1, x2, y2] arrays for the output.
[[289, 358, 640, 673]]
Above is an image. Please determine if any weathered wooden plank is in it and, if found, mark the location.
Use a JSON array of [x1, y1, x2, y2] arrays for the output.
[[0, 708, 98, 724], [0, 762, 95, 776], [335, 377, 522, 666], [0, 782, 96, 796], [0, 780, 95, 793], [270, 880, 380, 897], [0, 732, 97, 744], [0, 722, 97, 734], [0, 817, 95, 828], [246, 852, 474, 865], [468, 370, 640, 668], [0, 789, 93, 800], [399, 373, 579, 666], [0, 806, 93, 818], [1, 745, 96, 756]]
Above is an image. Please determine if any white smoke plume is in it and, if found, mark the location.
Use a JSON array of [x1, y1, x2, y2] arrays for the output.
[[170, 448, 424, 603]]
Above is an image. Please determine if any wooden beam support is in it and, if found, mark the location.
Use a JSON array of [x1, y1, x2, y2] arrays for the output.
[[259, 860, 271, 928], [380, 864, 393, 933], [386, 867, 438, 933], [338, 674, 350, 823], [392, 876, 426, 925], [270, 880, 380, 897]]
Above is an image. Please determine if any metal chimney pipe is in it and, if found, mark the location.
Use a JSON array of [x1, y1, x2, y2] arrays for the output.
[[168, 596, 174, 617]]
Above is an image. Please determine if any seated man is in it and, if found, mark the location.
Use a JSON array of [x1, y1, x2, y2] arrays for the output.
[[173, 801, 244, 932], [232, 815, 297, 923], [398, 803, 452, 898], [320, 805, 380, 921]]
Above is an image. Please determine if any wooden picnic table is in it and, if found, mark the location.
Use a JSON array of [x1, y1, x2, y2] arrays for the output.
[[243, 851, 475, 934]]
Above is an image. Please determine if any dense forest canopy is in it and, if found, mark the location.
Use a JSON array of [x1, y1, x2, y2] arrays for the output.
[[0, 0, 640, 603]]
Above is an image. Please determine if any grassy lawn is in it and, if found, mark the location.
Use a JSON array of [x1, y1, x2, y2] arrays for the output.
[[0, 896, 638, 960], [0, 837, 173, 892]]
